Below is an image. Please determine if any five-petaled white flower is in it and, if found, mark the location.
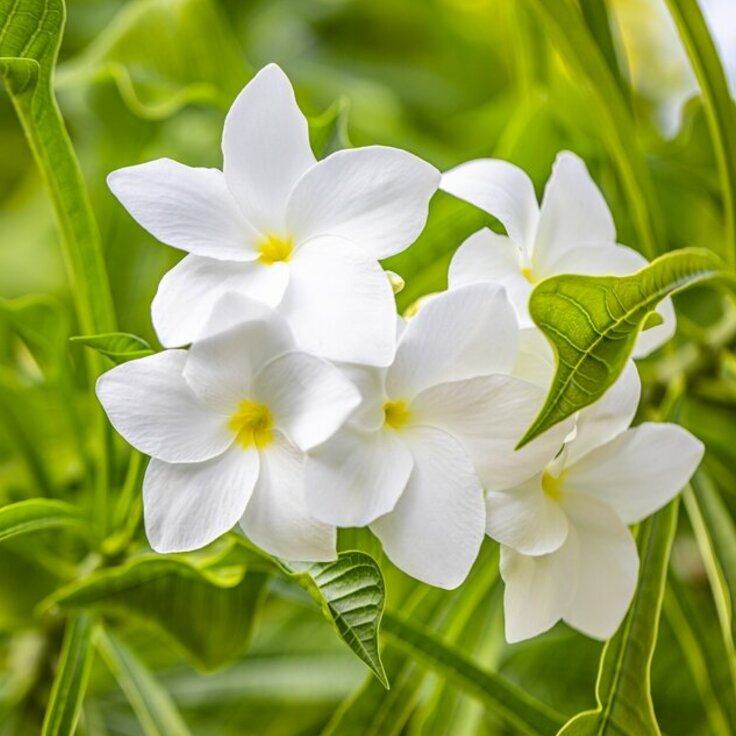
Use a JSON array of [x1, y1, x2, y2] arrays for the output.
[[305, 283, 570, 589], [486, 362, 704, 642], [96, 294, 360, 561], [107, 63, 439, 366], [441, 151, 675, 358]]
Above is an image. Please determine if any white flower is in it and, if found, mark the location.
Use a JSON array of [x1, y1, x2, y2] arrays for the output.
[[107, 63, 439, 366], [96, 294, 360, 560], [304, 284, 571, 589], [485, 363, 704, 642], [441, 151, 675, 358]]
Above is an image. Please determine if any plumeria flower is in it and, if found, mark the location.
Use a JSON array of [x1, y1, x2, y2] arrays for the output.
[[304, 283, 571, 589], [441, 151, 675, 358], [486, 363, 704, 642], [107, 63, 439, 365], [96, 294, 360, 560]]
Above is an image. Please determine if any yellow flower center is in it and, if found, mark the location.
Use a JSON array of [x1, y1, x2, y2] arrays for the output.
[[228, 400, 274, 449], [541, 470, 564, 502], [383, 399, 411, 430], [258, 234, 293, 265], [521, 266, 537, 284]]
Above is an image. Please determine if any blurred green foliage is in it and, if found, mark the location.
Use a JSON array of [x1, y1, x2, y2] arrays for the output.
[[1, 0, 736, 734]]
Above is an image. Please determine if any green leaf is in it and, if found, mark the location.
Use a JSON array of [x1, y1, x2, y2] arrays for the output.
[[228, 540, 388, 687], [46, 553, 269, 670], [96, 628, 192, 736], [558, 501, 679, 736], [56, 0, 249, 120], [663, 0, 736, 269], [0, 499, 85, 544], [380, 611, 565, 736], [309, 97, 352, 159], [686, 473, 736, 656], [281, 552, 389, 688], [519, 248, 732, 447], [0, 0, 115, 337], [70, 332, 154, 364], [41, 614, 96, 736]]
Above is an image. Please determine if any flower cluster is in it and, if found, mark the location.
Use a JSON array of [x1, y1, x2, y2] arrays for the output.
[[98, 64, 704, 643]]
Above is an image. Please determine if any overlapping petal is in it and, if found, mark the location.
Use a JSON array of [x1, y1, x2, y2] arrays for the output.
[[371, 427, 485, 589], [486, 473, 569, 555], [279, 236, 397, 365], [564, 423, 704, 524], [500, 539, 578, 643], [561, 494, 639, 640], [387, 283, 518, 400], [222, 64, 316, 232], [151, 254, 289, 348], [107, 159, 259, 261], [182, 296, 294, 412], [253, 351, 360, 451], [96, 350, 232, 464], [410, 374, 567, 490], [240, 434, 336, 561], [143, 445, 259, 553], [286, 146, 440, 260], [441, 159, 539, 246], [305, 426, 413, 526]]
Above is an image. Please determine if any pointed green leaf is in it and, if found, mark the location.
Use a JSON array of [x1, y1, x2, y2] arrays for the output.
[[228, 541, 388, 687], [0, 499, 85, 544], [519, 248, 732, 447], [70, 332, 154, 364], [41, 614, 96, 736], [557, 501, 679, 736], [282, 552, 389, 688], [46, 554, 269, 670], [96, 628, 192, 736]]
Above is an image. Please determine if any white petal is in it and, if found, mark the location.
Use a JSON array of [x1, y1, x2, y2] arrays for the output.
[[240, 434, 336, 561], [222, 64, 316, 232], [448, 228, 521, 286], [534, 152, 616, 272], [151, 254, 289, 348], [500, 540, 578, 643], [448, 228, 533, 323], [565, 359, 641, 465], [633, 294, 676, 359], [486, 473, 569, 555], [543, 243, 677, 359], [336, 363, 388, 432], [561, 494, 639, 640], [96, 350, 232, 463], [387, 283, 518, 400], [143, 445, 259, 553], [286, 146, 440, 260], [410, 375, 568, 490], [108, 159, 259, 261], [182, 296, 294, 412], [371, 427, 485, 589], [305, 426, 413, 526], [564, 422, 704, 524], [253, 352, 360, 452], [279, 237, 397, 366], [440, 159, 539, 247], [512, 327, 554, 389]]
